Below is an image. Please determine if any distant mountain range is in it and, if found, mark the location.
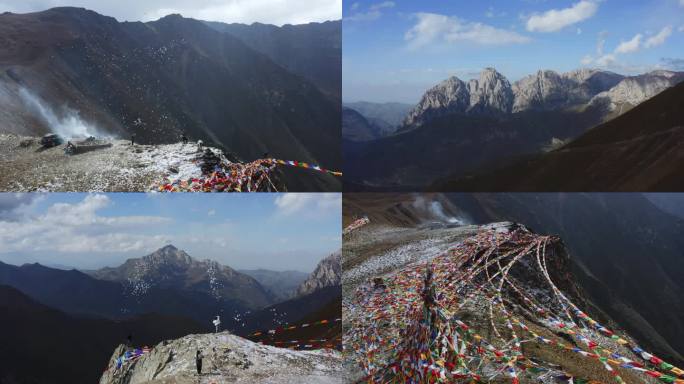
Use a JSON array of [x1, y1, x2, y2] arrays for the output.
[[239, 268, 309, 300], [90, 245, 274, 308], [402, 68, 682, 128], [0, 245, 341, 383], [344, 67, 684, 190], [0, 245, 338, 327], [0, 7, 341, 190], [0, 250, 263, 325], [343, 101, 413, 136]]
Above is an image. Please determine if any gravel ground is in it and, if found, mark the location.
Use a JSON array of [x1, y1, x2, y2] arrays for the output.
[[0, 134, 209, 191]]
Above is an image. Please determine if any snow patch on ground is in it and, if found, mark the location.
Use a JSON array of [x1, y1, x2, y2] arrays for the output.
[[0, 134, 218, 191]]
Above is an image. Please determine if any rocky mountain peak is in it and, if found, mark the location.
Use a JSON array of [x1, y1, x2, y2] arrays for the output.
[[142, 244, 195, 267], [402, 69, 514, 127], [512, 69, 568, 112], [402, 75, 469, 127], [564, 67, 600, 82], [296, 251, 341, 297], [89, 247, 274, 308], [466, 67, 513, 114]]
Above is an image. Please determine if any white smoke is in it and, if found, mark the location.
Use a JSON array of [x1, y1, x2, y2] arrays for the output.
[[429, 201, 466, 225], [18, 87, 106, 139], [412, 195, 470, 225]]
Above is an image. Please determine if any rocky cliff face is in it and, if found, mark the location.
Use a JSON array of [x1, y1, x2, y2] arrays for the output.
[[467, 67, 514, 115], [589, 70, 684, 112], [512, 68, 624, 112], [403, 67, 682, 129], [99, 332, 344, 384], [296, 251, 341, 297], [403, 68, 511, 126]]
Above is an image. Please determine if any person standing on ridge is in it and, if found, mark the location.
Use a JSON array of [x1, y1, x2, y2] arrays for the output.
[[131, 133, 136, 145], [196, 349, 203, 377]]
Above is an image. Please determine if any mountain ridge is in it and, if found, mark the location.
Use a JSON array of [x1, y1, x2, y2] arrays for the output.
[[0, 6, 341, 191], [90, 244, 275, 309], [402, 67, 682, 129]]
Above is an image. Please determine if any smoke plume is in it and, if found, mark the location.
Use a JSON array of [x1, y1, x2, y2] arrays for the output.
[[18, 87, 106, 139], [412, 195, 470, 225]]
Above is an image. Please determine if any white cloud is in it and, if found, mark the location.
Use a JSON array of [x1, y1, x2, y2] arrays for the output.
[[371, 1, 395, 10], [582, 25, 673, 68], [346, 1, 394, 22], [526, 1, 598, 32], [405, 13, 530, 49], [274, 193, 341, 216], [679, 25, 684, 32], [595, 54, 616, 66], [208, 209, 216, 216], [0, 193, 44, 220], [0, 194, 173, 255], [0, 0, 341, 25], [615, 33, 642, 54], [644, 26, 672, 48]]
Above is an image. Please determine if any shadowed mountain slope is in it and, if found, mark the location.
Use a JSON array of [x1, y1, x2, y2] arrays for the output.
[[439, 81, 684, 191]]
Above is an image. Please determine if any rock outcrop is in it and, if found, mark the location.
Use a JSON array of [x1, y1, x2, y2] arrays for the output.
[[403, 67, 683, 129], [403, 68, 511, 127], [100, 332, 344, 384], [589, 70, 684, 112], [296, 251, 341, 297], [512, 68, 623, 112], [467, 67, 514, 115]]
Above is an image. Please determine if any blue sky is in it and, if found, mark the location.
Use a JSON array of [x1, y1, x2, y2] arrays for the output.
[[343, 0, 684, 103], [0, 193, 340, 271]]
